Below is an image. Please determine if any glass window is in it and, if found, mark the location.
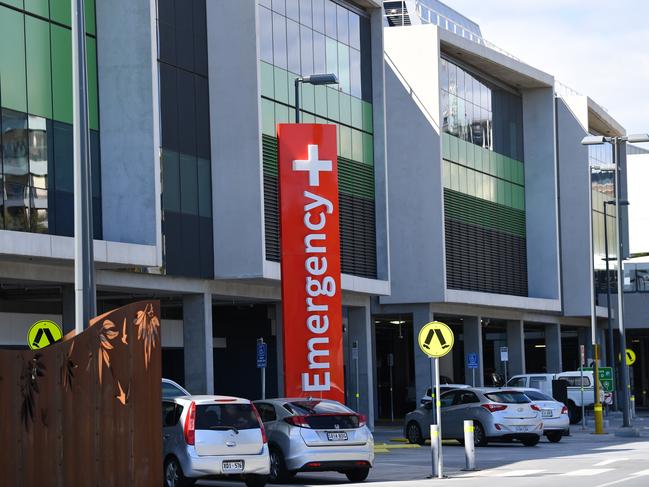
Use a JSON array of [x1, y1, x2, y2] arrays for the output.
[[300, 25, 313, 76], [484, 392, 530, 404], [259, 6, 274, 64], [440, 58, 449, 93], [28, 116, 48, 189], [312, 0, 325, 33], [337, 42, 350, 94], [255, 402, 277, 423], [285, 0, 299, 21], [26, 16, 53, 119], [286, 19, 301, 74], [456, 67, 465, 100], [30, 187, 48, 233], [350, 48, 361, 99], [180, 154, 198, 215], [440, 391, 458, 408], [162, 150, 180, 212], [324, 0, 337, 38], [325, 36, 337, 79], [349, 12, 360, 50], [51, 24, 73, 124], [4, 182, 29, 231], [448, 62, 457, 95], [2, 110, 29, 186], [195, 404, 260, 431], [271, 0, 285, 15], [299, 0, 312, 28], [336, 3, 349, 45], [507, 377, 527, 387], [272, 12, 287, 69], [313, 31, 326, 73], [197, 158, 212, 218], [261, 98, 276, 136]]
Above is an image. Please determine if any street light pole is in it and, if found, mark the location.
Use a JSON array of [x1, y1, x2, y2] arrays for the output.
[[293, 74, 339, 123], [72, 0, 96, 332], [603, 200, 615, 409], [612, 139, 631, 428]]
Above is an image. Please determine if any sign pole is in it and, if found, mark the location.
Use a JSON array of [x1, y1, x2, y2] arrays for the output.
[[388, 352, 394, 422], [472, 368, 475, 388], [429, 357, 435, 424], [435, 357, 443, 479], [257, 338, 267, 399], [580, 365, 585, 429]]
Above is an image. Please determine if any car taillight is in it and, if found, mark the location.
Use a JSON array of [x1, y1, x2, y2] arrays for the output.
[[561, 406, 568, 415], [184, 401, 196, 446], [481, 403, 507, 413], [284, 415, 311, 428], [530, 405, 541, 411], [251, 404, 267, 443], [358, 414, 367, 428]]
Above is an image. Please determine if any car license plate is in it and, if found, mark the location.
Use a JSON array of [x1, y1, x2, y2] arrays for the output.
[[514, 425, 529, 432], [222, 460, 244, 473], [327, 431, 348, 441], [541, 409, 553, 418]]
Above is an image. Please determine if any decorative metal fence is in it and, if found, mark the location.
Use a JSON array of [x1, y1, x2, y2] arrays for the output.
[[0, 300, 163, 486]]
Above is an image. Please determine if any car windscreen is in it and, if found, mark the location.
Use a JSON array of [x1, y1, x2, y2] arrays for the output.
[[195, 404, 259, 431], [524, 390, 554, 401], [484, 392, 530, 404]]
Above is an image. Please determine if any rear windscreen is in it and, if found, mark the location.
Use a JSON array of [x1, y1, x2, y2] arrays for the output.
[[195, 404, 259, 431], [285, 401, 359, 429], [524, 390, 554, 401], [484, 392, 530, 404]]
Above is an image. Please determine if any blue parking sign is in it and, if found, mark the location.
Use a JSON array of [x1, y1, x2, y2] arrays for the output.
[[467, 352, 478, 369], [256, 341, 267, 369]]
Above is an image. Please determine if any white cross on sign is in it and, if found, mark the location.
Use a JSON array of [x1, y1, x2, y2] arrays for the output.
[[292, 144, 332, 187]]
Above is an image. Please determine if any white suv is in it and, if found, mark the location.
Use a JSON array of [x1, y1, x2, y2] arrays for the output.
[[162, 395, 270, 487]]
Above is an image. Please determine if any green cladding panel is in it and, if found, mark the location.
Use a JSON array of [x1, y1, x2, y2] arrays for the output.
[[51, 24, 73, 124], [86, 35, 98, 130], [26, 16, 53, 118], [25, 0, 48, 17], [0, 7, 27, 112]]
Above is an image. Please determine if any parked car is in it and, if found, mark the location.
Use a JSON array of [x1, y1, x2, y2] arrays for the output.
[[509, 387, 570, 442], [421, 385, 471, 405], [506, 371, 610, 424], [163, 378, 190, 399], [162, 395, 270, 487], [404, 388, 543, 447], [253, 398, 373, 483]]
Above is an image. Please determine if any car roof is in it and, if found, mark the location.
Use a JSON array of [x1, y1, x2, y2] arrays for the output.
[[171, 395, 251, 405], [254, 397, 343, 404]]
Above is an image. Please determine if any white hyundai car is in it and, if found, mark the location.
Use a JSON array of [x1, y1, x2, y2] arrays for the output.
[[511, 387, 570, 442]]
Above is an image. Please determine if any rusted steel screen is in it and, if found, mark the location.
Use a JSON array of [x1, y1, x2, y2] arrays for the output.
[[0, 300, 163, 486]]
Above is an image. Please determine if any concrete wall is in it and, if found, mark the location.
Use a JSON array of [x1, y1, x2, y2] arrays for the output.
[[522, 87, 561, 300], [97, 0, 161, 249], [380, 25, 446, 304], [207, 0, 265, 279], [556, 98, 592, 316]]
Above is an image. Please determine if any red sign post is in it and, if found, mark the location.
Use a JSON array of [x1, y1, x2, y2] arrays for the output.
[[277, 123, 344, 402]]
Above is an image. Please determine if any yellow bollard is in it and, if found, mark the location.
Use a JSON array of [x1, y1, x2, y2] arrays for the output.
[[593, 344, 605, 434]]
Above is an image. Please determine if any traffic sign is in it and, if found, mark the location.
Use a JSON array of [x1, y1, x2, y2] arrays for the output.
[[418, 322, 454, 358], [584, 366, 615, 393], [28, 320, 63, 350], [256, 340, 267, 368], [626, 349, 636, 366], [500, 346, 509, 362], [466, 352, 479, 369]]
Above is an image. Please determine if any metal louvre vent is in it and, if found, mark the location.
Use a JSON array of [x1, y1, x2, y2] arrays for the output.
[[445, 218, 528, 296], [261, 135, 377, 279]]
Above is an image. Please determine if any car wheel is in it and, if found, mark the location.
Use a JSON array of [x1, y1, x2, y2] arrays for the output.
[[567, 401, 582, 425], [546, 431, 562, 443], [473, 422, 487, 447], [345, 467, 370, 482], [244, 474, 270, 487], [164, 457, 195, 487], [406, 421, 425, 445], [269, 447, 294, 483], [521, 436, 540, 447]]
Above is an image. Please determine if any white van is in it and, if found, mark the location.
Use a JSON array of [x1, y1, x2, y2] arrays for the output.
[[506, 371, 611, 424]]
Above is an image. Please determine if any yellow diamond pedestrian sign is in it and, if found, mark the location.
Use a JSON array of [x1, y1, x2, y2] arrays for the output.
[[28, 320, 63, 350], [626, 349, 636, 366], [418, 321, 454, 358]]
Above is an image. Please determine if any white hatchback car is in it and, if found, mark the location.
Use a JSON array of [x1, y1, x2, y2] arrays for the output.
[[162, 395, 270, 487], [513, 388, 570, 442]]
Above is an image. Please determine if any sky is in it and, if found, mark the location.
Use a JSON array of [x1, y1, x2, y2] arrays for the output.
[[442, 0, 649, 141]]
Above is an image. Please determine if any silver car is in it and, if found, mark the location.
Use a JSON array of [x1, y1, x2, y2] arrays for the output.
[[162, 395, 270, 487], [404, 388, 543, 447], [253, 398, 374, 483], [514, 388, 570, 442]]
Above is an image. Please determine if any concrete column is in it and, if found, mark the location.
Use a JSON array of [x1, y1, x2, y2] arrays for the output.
[[463, 316, 483, 387], [412, 304, 434, 403], [507, 320, 526, 376], [183, 293, 214, 394], [545, 323, 563, 373], [348, 303, 375, 429], [61, 284, 76, 334]]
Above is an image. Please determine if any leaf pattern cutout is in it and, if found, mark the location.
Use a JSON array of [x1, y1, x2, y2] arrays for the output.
[[134, 303, 160, 369], [98, 320, 119, 384], [20, 354, 45, 432], [121, 318, 128, 345], [115, 380, 130, 406], [61, 341, 78, 392]]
